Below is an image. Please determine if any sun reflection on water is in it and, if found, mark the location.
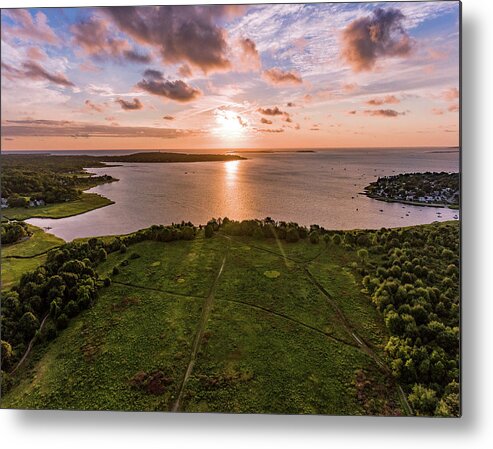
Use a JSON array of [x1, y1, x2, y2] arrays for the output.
[[224, 160, 240, 186]]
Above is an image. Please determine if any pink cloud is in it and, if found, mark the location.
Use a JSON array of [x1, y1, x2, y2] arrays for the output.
[[262, 67, 302, 85], [341, 8, 413, 72], [3, 9, 60, 45]]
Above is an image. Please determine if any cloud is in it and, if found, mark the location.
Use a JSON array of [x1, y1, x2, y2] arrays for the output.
[[341, 7, 414, 72], [448, 103, 459, 113], [2, 9, 60, 45], [3, 119, 203, 139], [236, 116, 248, 127], [79, 61, 102, 73], [238, 37, 261, 71], [71, 17, 151, 64], [262, 67, 302, 85], [163, 115, 175, 120], [136, 70, 202, 103], [342, 82, 359, 93], [442, 87, 459, 101], [178, 64, 192, 78], [2, 60, 75, 87], [432, 108, 444, 116], [116, 98, 144, 110], [286, 102, 296, 107], [260, 117, 272, 125], [365, 95, 400, 106], [257, 106, 285, 116], [104, 5, 241, 73], [85, 99, 106, 113], [256, 128, 284, 133], [26, 47, 47, 61], [363, 109, 405, 117], [142, 69, 165, 80]]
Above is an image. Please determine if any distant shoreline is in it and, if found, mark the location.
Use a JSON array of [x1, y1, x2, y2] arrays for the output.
[[364, 194, 459, 210], [2, 146, 460, 156]]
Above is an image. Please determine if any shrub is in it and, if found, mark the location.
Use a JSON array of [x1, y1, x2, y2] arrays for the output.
[[286, 227, 300, 243], [204, 224, 214, 238], [309, 231, 320, 244]]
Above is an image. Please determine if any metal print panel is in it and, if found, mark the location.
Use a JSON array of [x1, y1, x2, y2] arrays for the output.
[[0, 1, 461, 417]]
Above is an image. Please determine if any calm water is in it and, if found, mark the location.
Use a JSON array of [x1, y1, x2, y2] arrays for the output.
[[27, 148, 460, 241]]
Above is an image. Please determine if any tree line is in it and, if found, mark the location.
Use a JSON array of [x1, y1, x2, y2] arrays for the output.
[[1, 222, 31, 245], [0, 222, 198, 390]]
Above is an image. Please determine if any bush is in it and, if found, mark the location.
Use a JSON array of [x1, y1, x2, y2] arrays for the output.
[[309, 231, 319, 244], [204, 224, 214, 238], [286, 227, 300, 243], [1, 341, 13, 371], [56, 313, 69, 330], [19, 312, 39, 339], [332, 234, 342, 245]]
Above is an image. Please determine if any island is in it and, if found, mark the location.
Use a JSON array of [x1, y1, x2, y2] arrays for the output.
[[364, 172, 459, 208]]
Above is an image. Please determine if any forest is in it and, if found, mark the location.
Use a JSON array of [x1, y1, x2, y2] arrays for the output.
[[2, 154, 116, 207]]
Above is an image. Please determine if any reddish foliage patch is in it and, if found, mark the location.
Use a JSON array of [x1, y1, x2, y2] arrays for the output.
[[129, 370, 173, 395]]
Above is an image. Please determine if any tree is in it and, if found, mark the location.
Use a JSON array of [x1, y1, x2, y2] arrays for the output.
[[19, 312, 39, 339], [64, 300, 79, 318], [286, 227, 300, 243], [98, 248, 107, 262], [56, 313, 69, 330], [182, 226, 195, 240], [332, 234, 342, 245], [204, 224, 214, 238], [357, 248, 369, 263], [253, 226, 264, 240], [1, 341, 13, 371], [309, 231, 319, 244], [408, 384, 438, 416]]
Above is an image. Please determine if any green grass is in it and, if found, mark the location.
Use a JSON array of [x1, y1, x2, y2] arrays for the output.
[[2, 225, 65, 291], [2, 225, 64, 258], [182, 300, 374, 414], [1, 255, 48, 291], [308, 244, 388, 350], [2, 233, 401, 414], [97, 237, 226, 298], [2, 193, 113, 220], [1, 285, 202, 411]]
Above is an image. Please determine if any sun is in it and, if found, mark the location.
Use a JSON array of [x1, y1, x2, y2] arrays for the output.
[[214, 109, 247, 139]]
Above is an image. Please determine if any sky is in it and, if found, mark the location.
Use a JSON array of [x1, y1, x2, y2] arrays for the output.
[[0, 2, 460, 151]]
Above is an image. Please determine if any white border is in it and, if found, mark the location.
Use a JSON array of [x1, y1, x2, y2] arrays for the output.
[[1, 1, 492, 448]]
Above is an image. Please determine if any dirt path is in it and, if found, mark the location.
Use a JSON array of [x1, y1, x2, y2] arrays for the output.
[[220, 297, 357, 348], [221, 234, 412, 415], [171, 249, 229, 412], [10, 314, 49, 375], [112, 280, 204, 300], [304, 267, 412, 415]]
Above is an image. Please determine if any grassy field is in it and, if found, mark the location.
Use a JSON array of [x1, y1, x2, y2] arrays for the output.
[[1, 255, 48, 292], [2, 193, 113, 220], [2, 233, 402, 415], [1, 225, 65, 291]]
